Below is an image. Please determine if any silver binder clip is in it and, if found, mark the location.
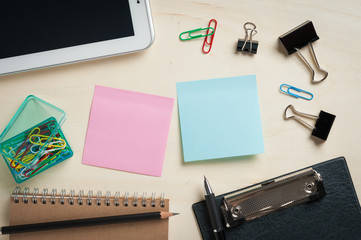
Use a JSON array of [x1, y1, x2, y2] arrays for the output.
[[237, 22, 258, 54], [279, 21, 328, 83], [284, 104, 335, 141]]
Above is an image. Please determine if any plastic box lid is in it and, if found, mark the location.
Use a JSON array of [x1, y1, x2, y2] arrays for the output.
[[0, 95, 66, 167]]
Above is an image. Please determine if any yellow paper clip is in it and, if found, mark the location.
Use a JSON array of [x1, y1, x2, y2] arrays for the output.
[[29, 134, 66, 148]]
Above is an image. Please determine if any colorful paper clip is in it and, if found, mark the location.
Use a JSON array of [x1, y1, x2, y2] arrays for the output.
[[280, 84, 313, 100], [179, 27, 214, 41], [1, 118, 73, 183], [202, 19, 217, 54]]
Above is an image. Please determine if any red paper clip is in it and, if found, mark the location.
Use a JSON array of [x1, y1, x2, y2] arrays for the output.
[[202, 19, 217, 54]]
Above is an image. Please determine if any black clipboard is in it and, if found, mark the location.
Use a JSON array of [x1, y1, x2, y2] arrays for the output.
[[192, 157, 361, 240]]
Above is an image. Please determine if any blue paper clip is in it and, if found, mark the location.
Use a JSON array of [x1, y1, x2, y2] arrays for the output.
[[280, 84, 313, 100]]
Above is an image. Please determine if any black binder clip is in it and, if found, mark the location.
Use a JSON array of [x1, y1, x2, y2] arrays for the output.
[[279, 21, 328, 83], [284, 104, 335, 141], [237, 22, 258, 54]]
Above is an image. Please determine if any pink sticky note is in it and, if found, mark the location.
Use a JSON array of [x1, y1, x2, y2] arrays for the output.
[[82, 85, 174, 177]]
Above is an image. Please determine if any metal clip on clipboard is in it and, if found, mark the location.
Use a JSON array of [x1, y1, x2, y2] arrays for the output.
[[220, 168, 326, 228], [279, 21, 328, 83]]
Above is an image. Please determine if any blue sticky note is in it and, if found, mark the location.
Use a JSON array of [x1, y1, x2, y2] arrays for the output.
[[176, 75, 264, 162]]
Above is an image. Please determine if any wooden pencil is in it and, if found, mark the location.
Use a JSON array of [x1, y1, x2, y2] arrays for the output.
[[0, 211, 178, 235]]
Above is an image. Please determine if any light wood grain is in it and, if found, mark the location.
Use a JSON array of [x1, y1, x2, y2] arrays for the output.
[[1, 1, 361, 239]]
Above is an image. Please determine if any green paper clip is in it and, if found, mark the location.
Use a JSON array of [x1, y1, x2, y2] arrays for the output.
[[179, 27, 214, 41]]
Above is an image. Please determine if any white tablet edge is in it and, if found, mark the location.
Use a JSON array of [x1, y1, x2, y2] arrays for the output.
[[0, 0, 155, 76]]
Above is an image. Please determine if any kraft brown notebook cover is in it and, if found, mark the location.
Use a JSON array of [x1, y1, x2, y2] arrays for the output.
[[9, 189, 169, 240]]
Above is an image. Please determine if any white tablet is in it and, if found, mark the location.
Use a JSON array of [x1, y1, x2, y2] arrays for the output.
[[0, 0, 154, 76]]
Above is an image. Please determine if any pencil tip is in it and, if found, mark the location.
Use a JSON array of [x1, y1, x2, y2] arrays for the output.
[[172, 212, 179, 216], [204, 175, 206, 180]]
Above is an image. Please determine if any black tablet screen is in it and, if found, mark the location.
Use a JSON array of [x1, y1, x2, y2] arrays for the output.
[[0, 1, 134, 59]]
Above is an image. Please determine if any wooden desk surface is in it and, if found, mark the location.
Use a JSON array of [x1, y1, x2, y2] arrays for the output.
[[1, 1, 360, 239]]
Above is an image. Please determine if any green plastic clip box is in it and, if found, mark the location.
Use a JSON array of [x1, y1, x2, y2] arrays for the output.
[[0, 95, 73, 183]]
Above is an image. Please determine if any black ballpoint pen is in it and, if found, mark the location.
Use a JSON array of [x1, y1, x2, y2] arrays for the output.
[[204, 176, 226, 240]]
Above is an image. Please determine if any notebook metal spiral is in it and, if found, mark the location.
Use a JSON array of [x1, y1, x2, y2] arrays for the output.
[[12, 187, 166, 207]]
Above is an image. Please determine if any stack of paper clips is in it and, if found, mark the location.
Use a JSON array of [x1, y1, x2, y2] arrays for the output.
[[0, 96, 73, 183]]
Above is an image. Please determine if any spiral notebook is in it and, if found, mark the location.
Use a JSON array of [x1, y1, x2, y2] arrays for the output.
[[9, 188, 169, 240]]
